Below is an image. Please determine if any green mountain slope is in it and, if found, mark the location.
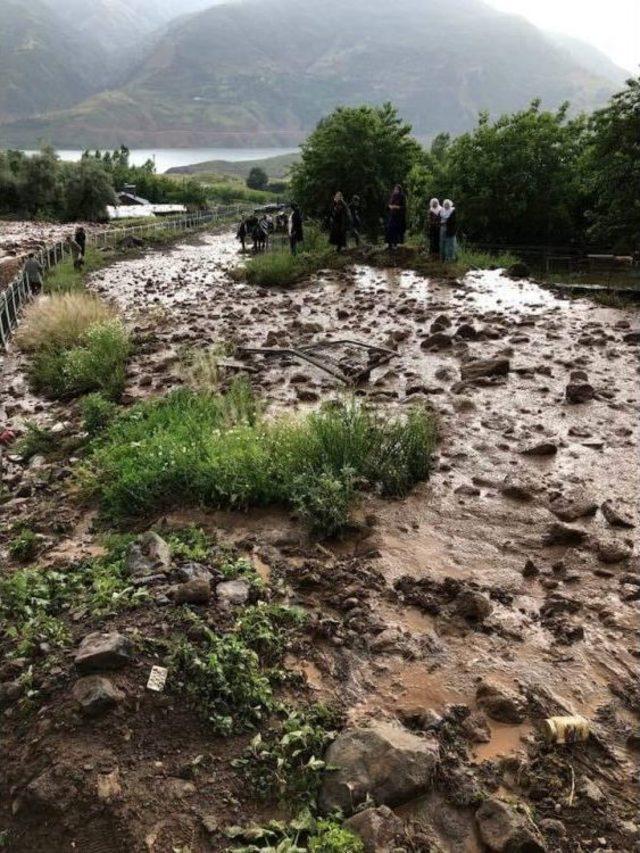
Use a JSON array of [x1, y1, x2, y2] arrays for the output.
[[1, 0, 619, 147]]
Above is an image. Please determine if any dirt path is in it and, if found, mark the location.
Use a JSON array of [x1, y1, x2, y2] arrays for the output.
[[1, 231, 639, 852]]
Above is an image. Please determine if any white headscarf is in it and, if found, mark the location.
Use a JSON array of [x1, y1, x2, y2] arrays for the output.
[[440, 199, 455, 222], [429, 198, 441, 213]]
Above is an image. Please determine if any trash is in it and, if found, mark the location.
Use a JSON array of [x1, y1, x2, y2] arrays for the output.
[[146, 665, 168, 693], [543, 715, 590, 744], [0, 429, 16, 447]]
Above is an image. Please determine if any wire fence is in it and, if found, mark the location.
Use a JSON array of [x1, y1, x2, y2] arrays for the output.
[[0, 204, 248, 351]]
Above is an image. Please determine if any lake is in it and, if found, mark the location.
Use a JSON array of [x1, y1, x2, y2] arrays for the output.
[[20, 148, 298, 174]]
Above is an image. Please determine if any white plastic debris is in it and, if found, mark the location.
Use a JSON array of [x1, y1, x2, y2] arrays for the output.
[[146, 665, 168, 693]]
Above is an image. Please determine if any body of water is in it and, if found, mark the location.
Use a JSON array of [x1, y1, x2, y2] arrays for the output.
[[20, 148, 298, 174]]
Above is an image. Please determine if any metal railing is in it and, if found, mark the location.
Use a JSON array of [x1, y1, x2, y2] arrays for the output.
[[0, 204, 248, 350]]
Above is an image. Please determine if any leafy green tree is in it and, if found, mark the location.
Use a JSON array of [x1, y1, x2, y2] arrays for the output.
[[291, 103, 421, 233], [582, 75, 640, 252], [414, 101, 588, 246], [19, 146, 63, 217], [246, 166, 269, 191], [63, 158, 116, 221]]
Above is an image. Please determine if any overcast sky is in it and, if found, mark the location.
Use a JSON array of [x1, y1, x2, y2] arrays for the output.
[[485, 0, 639, 71]]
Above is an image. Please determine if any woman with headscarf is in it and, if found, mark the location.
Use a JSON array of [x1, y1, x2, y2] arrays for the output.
[[440, 199, 457, 262], [329, 192, 351, 252], [385, 184, 407, 250], [427, 198, 441, 256]]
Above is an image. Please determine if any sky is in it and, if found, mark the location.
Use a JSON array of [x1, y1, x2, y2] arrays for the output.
[[485, 0, 639, 71]]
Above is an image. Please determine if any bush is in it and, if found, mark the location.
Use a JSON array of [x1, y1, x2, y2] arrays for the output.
[[16, 292, 115, 353], [82, 384, 437, 534], [16, 422, 57, 461], [228, 811, 363, 852], [8, 529, 40, 563], [81, 393, 118, 435], [247, 166, 269, 191]]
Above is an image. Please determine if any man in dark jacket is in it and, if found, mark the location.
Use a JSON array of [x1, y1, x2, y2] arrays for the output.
[[289, 203, 304, 255], [329, 192, 351, 252], [23, 253, 44, 294], [348, 195, 362, 246]]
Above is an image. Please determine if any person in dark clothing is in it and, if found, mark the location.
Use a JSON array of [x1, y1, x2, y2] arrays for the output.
[[23, 253, 44, 294], [348, 195, 362, 246], [288, 203, 304, 255], [237, 218, 248, 252], [440, 199, 457, 261], [427, 198, 441, 256], [74, 226, 87, 258], [329, 192, 351, 252], [385, 184, 407, 249]]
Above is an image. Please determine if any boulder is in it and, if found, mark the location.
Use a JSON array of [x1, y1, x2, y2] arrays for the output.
[[216, 579, 250, 606], [601, 500, 635, 529], [0, 679, 22, 709], [565, 382, 594, 404], [344, 806, 405, 853], [175, 562, 212, 583], [319, 720, 439, 813], [430, 314, 452, 333], [549, 497, 598, 522], [170, 578, 212, 604], [543, 523, 588, 547], [476, 683, 526, 724], [520, 441, 557, 457], [622, 330, 640, 344], [26, 765, 79, 813], [454, 589, 493, 622], [72, 675, 124, 716], [75, 632, 133, 674], [421, 332, 452, 350], [476, 798, 546, 852], [596, 539, 632, 565], [461, 357, 510, 382], [125, 532, 171, 578]]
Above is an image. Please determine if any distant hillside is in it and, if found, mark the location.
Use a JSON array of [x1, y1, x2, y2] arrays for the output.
[[166, 152, 300, 179], [0, 0, 109, 122], [1, 0, 619, 147], [547, 33, 631, 85]]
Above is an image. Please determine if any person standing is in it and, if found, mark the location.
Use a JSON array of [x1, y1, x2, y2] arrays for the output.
[[289, 203, 304, 255], [237, 218, 248, 252], [329, 192, 350, 252], [427, 198, 441, 256], [440, 199, 457, 261], [385, 184, 407, 249], [23, 253, 44, 295], [74, 226, 87, 258], [348, 195, 362, 246]]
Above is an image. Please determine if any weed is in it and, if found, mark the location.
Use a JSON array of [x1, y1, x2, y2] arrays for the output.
[[82, 385, 437, 536], [16, 423, 57, 461], [218, 556, 265, 593], [165, 526, 213, 562], [81, 392, 119, 436], [16, 292, 116, 353], [227, 810, 363, 853], [235, 603, 307, 665], [235, 706, 338, 805], [8, 529, 41, 563]]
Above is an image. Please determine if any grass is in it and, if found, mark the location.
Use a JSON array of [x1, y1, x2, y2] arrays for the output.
[[16, 422, 57, 461], [44, 248, 109, 295], [8, 529, 41, 563], [16, 292, 116, 352], [81, 382, 437, 535]]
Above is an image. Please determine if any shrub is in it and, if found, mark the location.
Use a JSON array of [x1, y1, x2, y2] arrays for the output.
[[16, 292, 115, 353], [241, 238, 349, 287], [228, 811, 363, 852], [81, 393, 118, 436], [16, 422, 57, 461], [8, 529, 40, 563], [82, 385, 437, 535]]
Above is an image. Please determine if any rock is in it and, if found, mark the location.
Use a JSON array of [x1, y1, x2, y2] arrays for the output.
[[504, 262, 530, 279], [580, 777, 604, 804], [0, 680, 22, 708], [596, 539, 632, 564], [550, 497, 598, 522], [319, 720, 439, 813], [461, 711, 492, 743], [125, 532, 172, 578], [454, 484, 481, 497], [454, 589, 493, 622], [461, 357, 510, 382], [569, 369, 589, 382], [476, 683, 526, 724], [26, 765, 79, 813], [522, 559, 540, 578], [216, 579, 250, 606], [565, 382, 595, 404], [622, 330, 640, 344], [538, 818, 566, 838], [520, 441, 557, 457], [501, 476, 535, 502], [601, 500, 635, 529], [75, 632, 133, 674], [421, 332, 452, 350], [170, 578, 212, 604], [72, 676, 124, 716], [455, 323, 478, 340], [175, 562, 212, 583], [476, 798, 546, 852], [344, 806, 405, 853], [543, 523, 588, 547]]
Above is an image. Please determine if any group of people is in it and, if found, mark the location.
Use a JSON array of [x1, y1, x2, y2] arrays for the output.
[[427, 198, 457, 261], [22, 226, 87, 295]]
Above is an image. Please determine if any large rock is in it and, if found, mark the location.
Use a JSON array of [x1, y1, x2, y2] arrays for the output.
[[543, 523, 588, 547], [421, 332, 453, 350], [565, 382, 594, 404], [549, 497, 597, 522], [455, 589, 493, 622], [344, 806, 405, 853], [595, 539, 632, 565], [75, 632, 133, 674], [170, 578, 212, 604], [72, 675, 124, 716], [601, 500, 635, 529], [476, 798, 546, 852], [216, 579, 250, 606], [319, 720, 439, 813], [125, 532, 172, 578], [476, 683, 526, 724], [461, 357, 510, 382]]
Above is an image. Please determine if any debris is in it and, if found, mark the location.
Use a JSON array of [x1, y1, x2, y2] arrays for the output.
[[147, 666, 169, 693], [543, 715, 590, 744]]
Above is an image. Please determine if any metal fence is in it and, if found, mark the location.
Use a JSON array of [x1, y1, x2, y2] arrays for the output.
[[0, 204, 248, 350]]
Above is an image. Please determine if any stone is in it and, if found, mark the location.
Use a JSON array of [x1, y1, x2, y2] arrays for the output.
[[454, 589, 493, 622], [601, 500, 635, 529], [72, 676, 124, 716], [504, 262, 530, 279], [26, 765, 79, 813], [522, 559, 539, 578], [623, 330, 640, 344], [319, 720, 439, 813], [216, 579, 250, 606], [520, 441, 557, 457], [596, 539, 632, 565], [455, 323, 478, 340], [461, 357, 510, 382], [421, 332, 452, 350], [170, 578, 212, 604], [476, 683, 526, 724], [476, 797, 546, 852], [0, 680, 22, 708], [175, 562, 212, 583], [454, 484, 481, 497], [565, 382, 595, 404], [501, 476, 535, 502], [344, 806, 405, 853], [125, 532, 172, 578], [543, 523, 588, 547], [550, 497, 598, 522], [75, 632, 133, 674]]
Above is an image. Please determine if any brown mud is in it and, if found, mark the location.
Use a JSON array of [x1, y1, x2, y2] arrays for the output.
[[1, 231, 639, 852]]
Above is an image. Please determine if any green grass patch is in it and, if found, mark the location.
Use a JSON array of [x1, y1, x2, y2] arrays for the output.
[[81, 382, 437, 535], [227, 810, 363, 853], [80, 392, 119, 436], [44, 248, 109, 295], [8, 529, 41, 563], [16, 422, 58, 461]]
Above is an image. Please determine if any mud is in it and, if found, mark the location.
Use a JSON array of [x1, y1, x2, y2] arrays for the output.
[[1, 231, 639, 852]]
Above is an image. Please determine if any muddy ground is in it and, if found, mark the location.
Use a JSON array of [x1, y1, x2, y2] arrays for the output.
[[1, 230, 639, 852]]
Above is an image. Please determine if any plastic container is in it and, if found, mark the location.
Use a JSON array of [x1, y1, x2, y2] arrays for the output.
[[543, 715, 590, 744]]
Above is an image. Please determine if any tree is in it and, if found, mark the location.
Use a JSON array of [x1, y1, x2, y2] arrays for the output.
[[19, 146, 63, 217], [583, 75, 640, 252], [247, 167, 269, 191], [413, 102, 588, 247], [64, 158, 117, 221], [290, 103, 421, 234]]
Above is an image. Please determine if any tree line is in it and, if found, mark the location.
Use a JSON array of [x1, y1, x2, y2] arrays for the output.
[[291, 75, 639, 253], [0, 146, 208, 221]]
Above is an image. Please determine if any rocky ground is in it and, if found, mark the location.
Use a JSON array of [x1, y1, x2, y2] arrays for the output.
[[0, 231, 639, 852]]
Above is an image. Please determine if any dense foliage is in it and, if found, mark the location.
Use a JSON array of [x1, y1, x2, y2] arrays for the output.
[[291, 103, 421, 233], [247, 166, 269, 191]]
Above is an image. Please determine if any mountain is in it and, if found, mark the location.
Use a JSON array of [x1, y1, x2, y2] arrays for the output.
[[547, 33, 631, 85], [1, 0, 620, 147], [0, 0, 109, 122]]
